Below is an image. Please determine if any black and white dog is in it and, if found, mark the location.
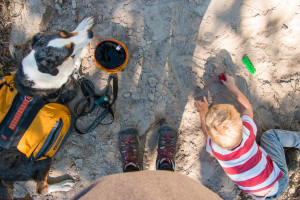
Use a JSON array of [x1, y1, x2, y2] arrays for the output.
[[0, 17, 94, 199], [14, 17, 94, 102]]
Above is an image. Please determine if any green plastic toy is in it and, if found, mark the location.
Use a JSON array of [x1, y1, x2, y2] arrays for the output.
[[242, 56, 256, 75]]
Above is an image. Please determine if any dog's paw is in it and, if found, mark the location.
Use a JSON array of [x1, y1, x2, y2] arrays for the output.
[[73, 17, 94, 32], [48, 179, 75, 193]]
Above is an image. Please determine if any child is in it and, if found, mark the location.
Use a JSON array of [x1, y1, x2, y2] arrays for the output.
[[194, 74, 300, 200]]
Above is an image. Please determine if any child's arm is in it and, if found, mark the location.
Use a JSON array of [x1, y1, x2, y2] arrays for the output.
[[194, 97, 209, 139], [221, 74, 253, 118]]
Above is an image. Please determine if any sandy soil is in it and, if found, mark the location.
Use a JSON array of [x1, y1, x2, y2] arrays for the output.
[[4, 0, 300, 199]]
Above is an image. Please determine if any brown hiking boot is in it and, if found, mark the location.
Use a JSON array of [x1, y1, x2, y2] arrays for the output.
[[156, 126, 177, 171], [119, 128, 140, 172]]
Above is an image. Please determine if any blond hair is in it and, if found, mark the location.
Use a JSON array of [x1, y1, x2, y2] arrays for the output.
[[205, 104, 242, 150]]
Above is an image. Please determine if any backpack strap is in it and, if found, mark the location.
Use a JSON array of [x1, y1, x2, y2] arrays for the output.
[[8, 96, 33, 132], [74, 74, 118, 134], [0, 80, 14, 91]]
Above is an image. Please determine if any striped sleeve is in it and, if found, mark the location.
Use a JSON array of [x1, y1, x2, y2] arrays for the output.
[[242, 115, 257, 136], [206, 137, 213, 155]]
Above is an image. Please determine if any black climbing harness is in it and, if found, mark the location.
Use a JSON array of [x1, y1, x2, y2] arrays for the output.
[[74, 74, 118, 134]]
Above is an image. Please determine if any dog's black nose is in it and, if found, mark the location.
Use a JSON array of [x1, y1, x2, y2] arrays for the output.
[[87, 30, 93, 39]]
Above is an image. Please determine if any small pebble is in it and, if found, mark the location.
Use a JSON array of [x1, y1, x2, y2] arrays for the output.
[[148, 93, 155, 101], [123, 92, 131, 98], [75, 159, 83, 168], [72, 0, 77, 9]]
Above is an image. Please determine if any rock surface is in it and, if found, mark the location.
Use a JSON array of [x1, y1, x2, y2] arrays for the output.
[[6, 0, 300, 199]]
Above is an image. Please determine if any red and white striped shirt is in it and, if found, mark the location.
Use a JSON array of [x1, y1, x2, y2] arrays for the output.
[[206, 115, 283, 193]]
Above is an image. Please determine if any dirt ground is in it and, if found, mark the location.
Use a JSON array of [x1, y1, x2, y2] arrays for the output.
[[1, 0, 299, 199]]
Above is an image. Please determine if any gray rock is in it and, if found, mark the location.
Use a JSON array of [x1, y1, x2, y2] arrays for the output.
[[55, 4, 62, 12], [148, 77, 157, 87], [148, 93, 155, 101], [67, 147, 80, 157], [154, 92, 160, 98], [13, 183, 27, 198], [132, 94, 141, 100], [55, 0, 63, 4], [141, 74, 148, 83], [149, 115, 155, 123], [141, 93, 148, 99], [155, 84, 163, 93], [75, 159, 83, 168], [168, 77, 173, 84], [72, 0, 77, 9], [149, 110, 155, 115], [123, 112, 130, 120], [129, 88, 135, 93], [123, 92, 131, 98]]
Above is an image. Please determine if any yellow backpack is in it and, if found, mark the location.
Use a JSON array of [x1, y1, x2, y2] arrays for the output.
[[0, 76, 74, 160]]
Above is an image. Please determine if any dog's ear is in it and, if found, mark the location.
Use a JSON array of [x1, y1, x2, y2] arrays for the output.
[[32, 33, 44, 47]]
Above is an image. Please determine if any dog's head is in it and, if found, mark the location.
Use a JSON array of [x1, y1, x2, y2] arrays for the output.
[[28, 29, 93, 76], [14, 19, 94, 98]]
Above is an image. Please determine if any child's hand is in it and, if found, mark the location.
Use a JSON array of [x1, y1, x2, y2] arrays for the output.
[[221, 74, 237, 91], [194, 97, 209, 114]]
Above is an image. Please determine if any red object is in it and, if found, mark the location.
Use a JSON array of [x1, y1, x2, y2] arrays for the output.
[[218, 73, 226, 82]]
